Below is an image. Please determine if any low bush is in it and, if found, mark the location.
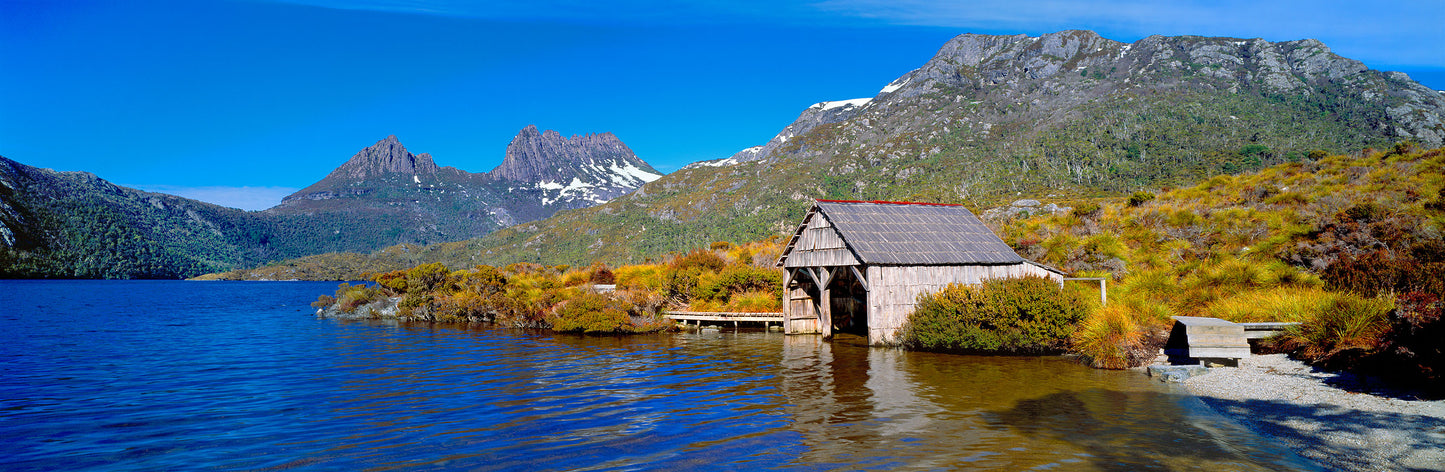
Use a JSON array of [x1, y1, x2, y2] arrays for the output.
[[311, 294, 336, 309], [335, 283, 381, 313], [1128, 191, 1155, 207], [900, 276, 1089, 354], [695, 265, 782, 302], [669, 249, 727, 272], [549, 291, 632, 333], [725, 290, 779, 312], [1378, 292, 1445, 394]]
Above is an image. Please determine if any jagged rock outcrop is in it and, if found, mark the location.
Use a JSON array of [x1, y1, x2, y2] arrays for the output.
[[491, 125, 661, 203], [328, 135, 439, 180]]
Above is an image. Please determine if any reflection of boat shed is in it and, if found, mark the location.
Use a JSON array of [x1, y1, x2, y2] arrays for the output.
[[777, 199, 1064, 345]]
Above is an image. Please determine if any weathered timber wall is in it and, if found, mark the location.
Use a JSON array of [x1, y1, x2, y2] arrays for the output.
[[866, 263, 1062, 345], [783, 215, 859, 268]]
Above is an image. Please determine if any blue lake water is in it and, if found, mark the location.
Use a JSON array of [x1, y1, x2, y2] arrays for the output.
[[0, 280, 1317, 470]]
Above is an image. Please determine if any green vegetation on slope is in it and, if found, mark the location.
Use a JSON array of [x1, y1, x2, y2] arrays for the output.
[[992, 146, 1441, 392]]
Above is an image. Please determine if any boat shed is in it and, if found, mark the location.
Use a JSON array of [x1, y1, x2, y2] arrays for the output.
[[777, 199, 1064, 345]]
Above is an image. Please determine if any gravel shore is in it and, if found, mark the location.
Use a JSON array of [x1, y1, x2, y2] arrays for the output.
[[1182, 354, 1445, 471]]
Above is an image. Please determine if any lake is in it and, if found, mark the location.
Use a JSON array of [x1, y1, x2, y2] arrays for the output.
[[0, 280, 1316, 470]]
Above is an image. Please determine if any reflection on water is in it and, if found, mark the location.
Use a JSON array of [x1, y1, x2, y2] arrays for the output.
[[773, 333, 1317, 471], [1, 281, 1317, 471]]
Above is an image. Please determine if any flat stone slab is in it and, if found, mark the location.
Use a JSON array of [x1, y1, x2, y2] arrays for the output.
[[1148, 364, 1209, 382]]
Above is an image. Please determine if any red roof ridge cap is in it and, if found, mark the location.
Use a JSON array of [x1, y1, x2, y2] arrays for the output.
[[816, 199, 967, 207]]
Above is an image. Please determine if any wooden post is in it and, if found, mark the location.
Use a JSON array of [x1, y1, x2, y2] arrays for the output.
[[1100, 278, 1107, 306], [820, 267, 833, 339], [782, 269, 794, 331]]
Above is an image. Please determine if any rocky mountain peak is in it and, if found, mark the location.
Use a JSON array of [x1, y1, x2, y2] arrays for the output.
[[327, 135, 438, 181], [490, 125, 662, 206], [708, 30, 1445, 168]]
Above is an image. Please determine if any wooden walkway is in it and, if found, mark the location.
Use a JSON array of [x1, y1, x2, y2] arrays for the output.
[[666, 311, 784, 327]]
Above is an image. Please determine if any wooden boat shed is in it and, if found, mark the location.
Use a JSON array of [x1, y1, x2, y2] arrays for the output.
[[777, 199, 1064, 345]]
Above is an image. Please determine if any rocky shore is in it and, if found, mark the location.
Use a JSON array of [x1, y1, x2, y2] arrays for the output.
[[1182, 354, 1445, 472]]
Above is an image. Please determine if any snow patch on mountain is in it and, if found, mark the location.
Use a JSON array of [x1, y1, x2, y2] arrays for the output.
[[812, 98, 872, 111], [880, 78, 910, 94]]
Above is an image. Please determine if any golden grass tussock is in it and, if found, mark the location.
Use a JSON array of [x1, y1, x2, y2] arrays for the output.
[[1200, 286, 1337, 323], [1071, 304, 1144, 370]]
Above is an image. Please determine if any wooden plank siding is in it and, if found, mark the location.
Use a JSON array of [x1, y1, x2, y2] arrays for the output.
[[865, 263, 1062, 345], [783, 214, 859, 268]]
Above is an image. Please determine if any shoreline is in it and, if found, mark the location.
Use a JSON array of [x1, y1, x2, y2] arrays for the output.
[[1180, 354, 1445, 472]]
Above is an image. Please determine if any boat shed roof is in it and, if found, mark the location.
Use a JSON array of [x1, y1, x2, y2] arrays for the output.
[[777, 199, 1026, 267]]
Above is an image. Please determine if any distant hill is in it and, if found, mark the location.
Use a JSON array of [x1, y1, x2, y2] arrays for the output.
[[0, 157, 276, 278], [209, 30, 1445, 279], [0, 126, 659, 278]]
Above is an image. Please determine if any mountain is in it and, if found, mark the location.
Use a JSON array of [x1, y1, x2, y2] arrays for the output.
[[0, 126, 659, 278], [0, 156, 279, 278], [211, 30, 1445, 279], [263, 128, 660, 255], [492, 125, 661, 204]]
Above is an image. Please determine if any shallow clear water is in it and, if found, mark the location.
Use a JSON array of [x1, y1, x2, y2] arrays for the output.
[[0, 281, 1316, 470]]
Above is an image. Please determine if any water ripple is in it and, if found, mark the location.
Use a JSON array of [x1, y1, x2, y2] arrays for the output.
[[0, 281, 1318, 471]]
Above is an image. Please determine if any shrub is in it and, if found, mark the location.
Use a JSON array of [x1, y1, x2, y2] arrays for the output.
[[900, 276, 1089, 354], [433, 291, 494, 322], [549, 291, 633, 334], [406, 262, 451, 293], [1072, 202, 1102, 218], [615, 264, 667, 291], [670, 249, 727, 273], [311, 294, 336, 309], [559, 268, 591, 286], [1379, 291, 1445, 394], [1128, 191, 1155, 207], [588, 263, 616, 285], [726, 290, 781, 312], [1323, 249, 1422, 295], [695, 266, 782, 302], [335, 283, 380, 313]]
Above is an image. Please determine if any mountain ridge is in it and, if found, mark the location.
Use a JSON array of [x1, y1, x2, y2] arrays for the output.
[[208, 30, 1445, 280], [0, 125, 659, 278]]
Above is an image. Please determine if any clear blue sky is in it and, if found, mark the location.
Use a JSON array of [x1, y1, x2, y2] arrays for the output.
[[3, 0, 1441, 210]]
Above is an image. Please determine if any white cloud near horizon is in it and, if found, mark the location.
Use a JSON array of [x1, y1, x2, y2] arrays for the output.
[[123, 184, 301, 211]]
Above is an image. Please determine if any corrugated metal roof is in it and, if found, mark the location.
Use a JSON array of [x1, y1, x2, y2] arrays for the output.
[[804, 200, 1024, 266]]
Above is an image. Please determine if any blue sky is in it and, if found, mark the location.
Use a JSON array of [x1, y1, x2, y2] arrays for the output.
[[3, 0, 1441, 210]]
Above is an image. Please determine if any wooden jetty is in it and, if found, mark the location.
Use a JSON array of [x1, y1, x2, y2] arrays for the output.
[[666, 311, 784, 328]]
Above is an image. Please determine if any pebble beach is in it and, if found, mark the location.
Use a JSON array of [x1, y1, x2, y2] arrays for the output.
[[1182, 354, 1445, 471]]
